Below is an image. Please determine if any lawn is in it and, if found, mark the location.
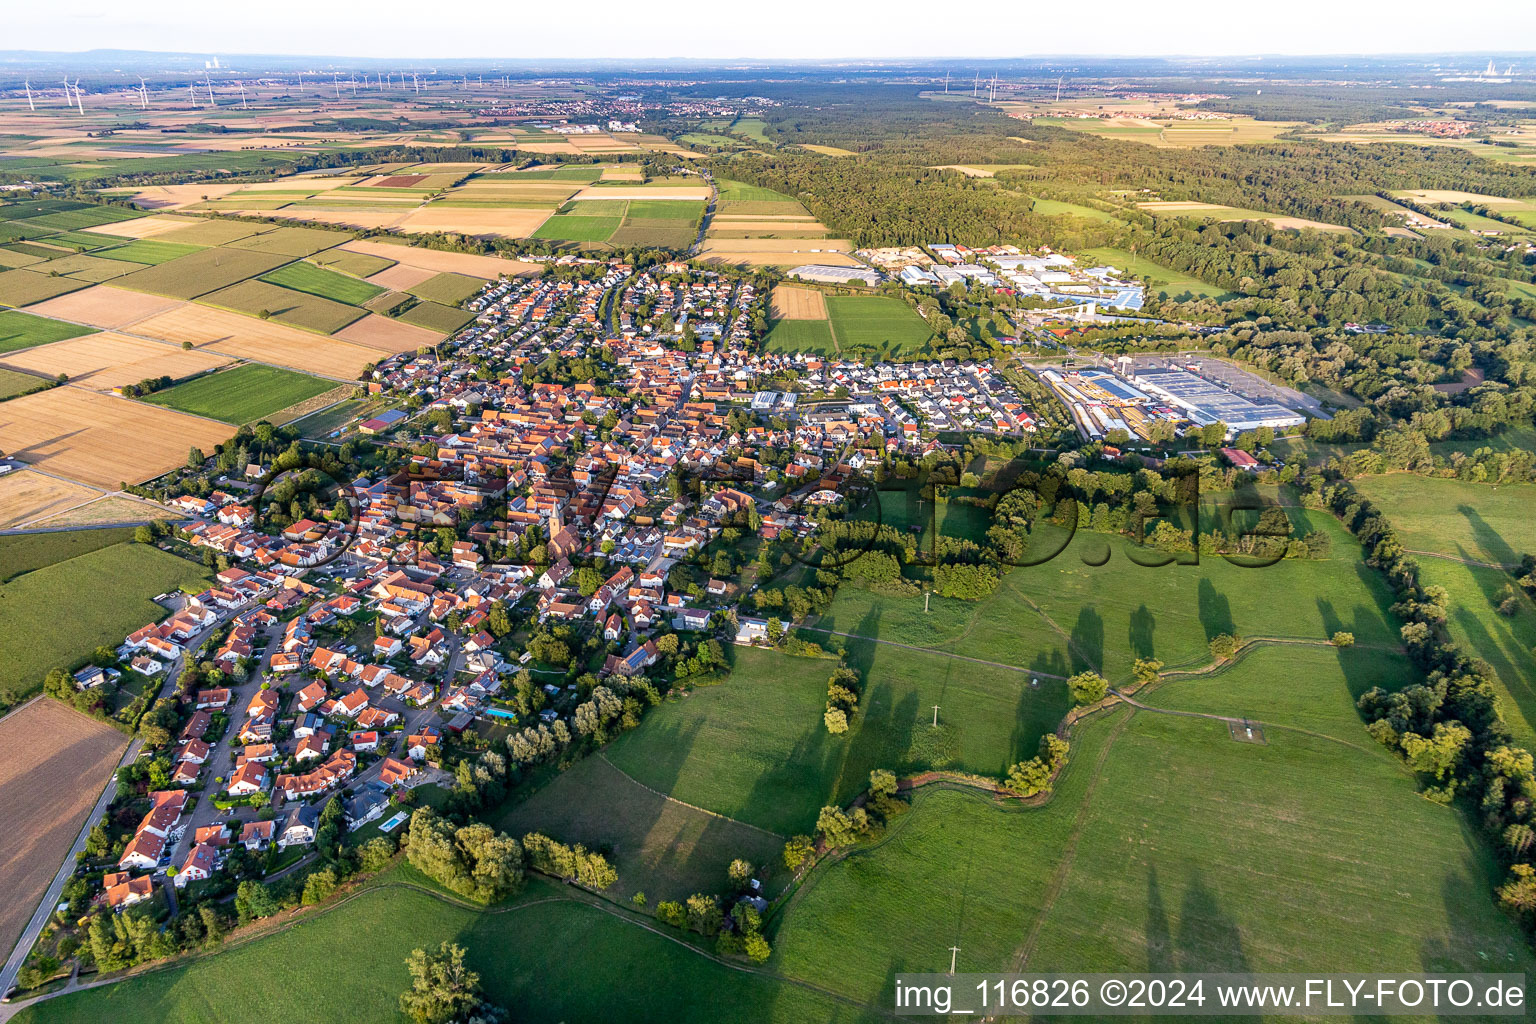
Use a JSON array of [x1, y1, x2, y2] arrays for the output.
[[1081, 246, 1230, 300], [142, 364, 338, 424], [0, 542, 208, 703], [602, 647, 849, 834], [261, 261, 386, 306], [1351, 474, 1536, 564], [824, 295, 932, 355], [0, 310, 96, 354], [492, 754, 785, 904], [93, 239, 204, 266], [406, 272, 483, 305], [14, 875, 860, 1024], [530, 214, 621, 243], [764, 318, 836, 355]]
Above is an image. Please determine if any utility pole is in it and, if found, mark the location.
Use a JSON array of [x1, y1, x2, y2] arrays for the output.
[[931, 704, 940, 727], [948, 946, 960, 975]]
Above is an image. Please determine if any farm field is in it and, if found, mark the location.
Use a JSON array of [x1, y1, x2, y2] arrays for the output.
[[93, 239, 202, 265], [333, 312, 447, 352], [406, 271, 483, 305], [823, 295, 932, 355], [260, 260, 386, 305], [21, 286, 183, 331], [197, 279, 366, 334], [112, 247, 291, 300], [13, 876, 860, 1024], [0, 311, 96, 354], [531, 212, 622, 243], [0, 385, 231, 488], [769, 284, 828, 320], [337, 239, 536, 279], [127, 304, 379, 379], [0, 541, 209, 702], [1134, 200, 1352, 232], [0, 470, 102, 529], [0, 269, 90, 308], [763, 318, 836, 355], [1032, 197, 1129, 223], [0, 367, 48, 400], [26, 495, 177, 529], [142, 363, 336, 424], [0, 525, 138, 581], [493, 754, 784, 905], [0, 332, 232, 392], [0, 700, 126, 965], [394, 301, 473, 334]]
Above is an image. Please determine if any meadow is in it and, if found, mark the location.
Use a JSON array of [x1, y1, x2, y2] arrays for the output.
[[1081, 246, 1229, 300], [824, 295, 932, 354], [763, 318, 836, 355], [530, 213, 622, 243], [1351, 474, 1536, 564], [14, 876, 863, 1024], [1031, 197, 1130, 224], [93, 239, 203, 266], [142, 363, 337, 423], [0, 542, 209, 703], [407, 272, 483, 305]]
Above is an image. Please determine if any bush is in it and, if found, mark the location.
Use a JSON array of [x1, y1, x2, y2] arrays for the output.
[[1331, 631, 1355, 647]]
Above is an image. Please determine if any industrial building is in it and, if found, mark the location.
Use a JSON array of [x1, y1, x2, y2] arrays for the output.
[[1131, 368, 1306, 434], [786, 264, 882, 287]]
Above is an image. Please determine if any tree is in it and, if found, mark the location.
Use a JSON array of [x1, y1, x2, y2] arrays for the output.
[[1331, 631, 1355, 647], [133, 524, 154, 544], [744, 933, 772, 962], [728, 858, 753, 888], [783, 834, 815, 870], [399, 942, 486, 1024], [187, 446, 206, 468], [1208, 634, 1241, 661], [816, 806, 859, 848], [823, 707, 848, 734], [234, 880, 278, 924], [685, 893, 723, 935], [1131, 658, 1163, 686], [301, 867, 338, 905], [1066, 671, 1108, 706]]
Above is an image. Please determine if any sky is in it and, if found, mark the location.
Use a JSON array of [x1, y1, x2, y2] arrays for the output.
[[10, 0, 1536, 61]]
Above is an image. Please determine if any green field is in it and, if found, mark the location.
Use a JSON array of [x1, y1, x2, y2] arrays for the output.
[[504, 166, 606, 181], [764, 318, 836, 355], [14, 205, 144, 231], [396, 300, 474, 333], [1351, 474, 1536, 564], [93, 239, 204, 266], [603, 647, 850, 834], [308, 248, 395, 278], [261, 260, 386, 306], [0, 310, 96, 353], [114, 247, 291, 300], [0, 269, 90, 307], [142, 364, 337, 423], [1031, 197, 1130, 224], [626, 200, 706, 220], [607, 219, 698, 248], [0, 367, 49, 400], [198, 279, 366, 334], [406, 272, 483, 305], [823, 295, 933, 355], [14, 874, 860, 1024], [730, 118, 771, 144], [530, 214, 621, 243], [0, 542, 209, 704], [292, 399, 362, 438], [716, 180, 794, 203], [0, 526, 138, 582], [493, 753, 785, 904], [225, 226, 350, 257], [1082, 246, 1230, 300]]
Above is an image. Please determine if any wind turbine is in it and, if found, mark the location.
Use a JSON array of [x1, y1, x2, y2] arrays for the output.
[[237, 80, 248, 109], [972, 73, 979, 98], [61, 76, 72, 110], [989, 74, 997, 102], [1056, 75, 1064, 102], [138, 75, 149, 109], [350, 75, 357, 97], [188, 82, 198, 107], [23, 79, 34, 112], [412, 73, 419, 93], [73, 78, 85, 115], [297, 71, 304, 91], [333, 73, 341, 100], [943, 71, 950, 94], [205, 73, 215, 106]]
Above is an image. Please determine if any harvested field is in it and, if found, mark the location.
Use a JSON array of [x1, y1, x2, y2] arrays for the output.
[[0, 332, 232, 392], [390, 207, 552, 238], [0, 470, 102, 529], [698, 249, 861, 267], [570, 186, 709, 202], [0, 699, 126, 965], [129, 304, 377, 379], [123, 183, 244, 209], [0, 270, 90, 308], [366, 264, 438, 291], [338, 239, 537, 278], [81, 215, 200, 240], [700, 237, 852, 252], [198, 279, 367, 334], [333, 313, 444, 354], [0, 386, 231, 488], [20, 286, 183, 332], [770, 284, 828, 320], [28, 495, 179, 528], [113, 247, 291, 300], [254, 209, 405, 231]]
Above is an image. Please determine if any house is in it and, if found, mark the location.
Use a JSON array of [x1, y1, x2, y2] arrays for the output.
[[406, 727, 441, 762], [336, 689, 369, 718], [674, 607, 712, 631], [344, 781, 392, 830], [295, 681, 327, 712], [117, 831, 165, 872], [72, 665, 115, 690], [178, 738, 210, 765], [175, 844, 218, 888], [195, 688, 231, 710], [373, 635, 403, 659], [350, 730, 380, 752], [295, 732, 328, 762], [105, 874, 155, 911], [239, 820, 276, 851], [227, 761, 268, 796], [378, 756, 419, 787], [603, 612, 623, 641], [278, 802, 322, 849], [356, 706, 398, 730], [170, 761, 199, 787]]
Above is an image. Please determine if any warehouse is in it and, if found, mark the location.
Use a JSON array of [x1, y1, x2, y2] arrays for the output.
[[1132, 368, 1305, 434], [787, 264, 882, 287]]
